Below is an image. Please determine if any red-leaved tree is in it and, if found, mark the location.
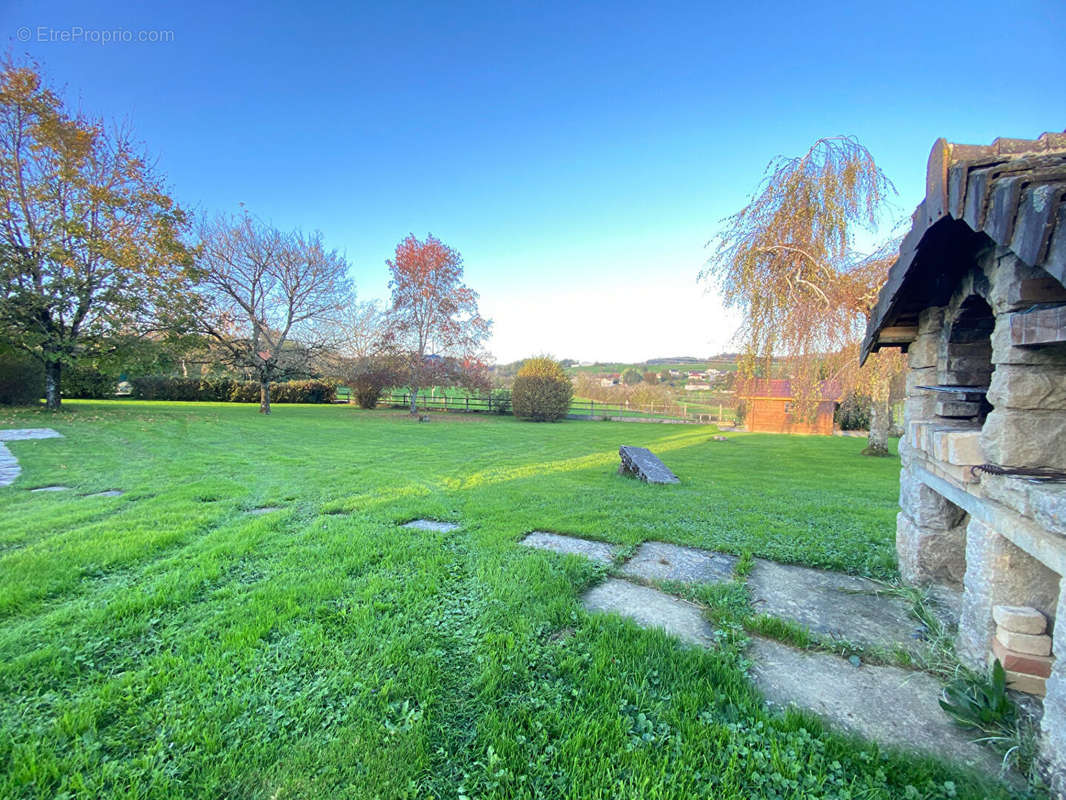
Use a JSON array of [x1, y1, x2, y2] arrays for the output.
[[386, 234, 490, 414]]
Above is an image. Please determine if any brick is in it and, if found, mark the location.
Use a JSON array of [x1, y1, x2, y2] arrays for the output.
[[1004, 668, 1046, 697], [992, 604, 1048, 634], [995, 628, 1052, 656], [992, 637, 1053, 678]]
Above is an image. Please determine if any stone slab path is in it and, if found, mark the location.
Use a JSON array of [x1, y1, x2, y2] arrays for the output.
[[748, 636, 1002, 775], [403, 519, 460, 532], [582, 578, 717, 647], [0, 428, 63, 488], [620, 541, 736, 584], [30, 485, 70, 493], [531, 532, 1006, 782], [521, 531, 618, 564], [85, 490, 124, 498], [748, 559, 925, 652]]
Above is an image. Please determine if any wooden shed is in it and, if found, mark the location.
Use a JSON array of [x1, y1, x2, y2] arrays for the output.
[[738, 379, 841, 435]]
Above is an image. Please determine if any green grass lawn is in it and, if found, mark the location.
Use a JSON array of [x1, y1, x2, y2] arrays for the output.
[[0, 402, 1013, 799]]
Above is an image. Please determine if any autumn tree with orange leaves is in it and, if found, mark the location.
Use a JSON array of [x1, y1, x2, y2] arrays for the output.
[[386, 234, 491, 415], [701, 136, 906, 454]]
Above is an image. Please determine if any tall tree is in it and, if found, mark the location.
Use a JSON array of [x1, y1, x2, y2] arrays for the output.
[[0, 60, 193, 409], [193, 212, 352, 414], [701, 136, 905, 453], [386, 234, 490, 414]]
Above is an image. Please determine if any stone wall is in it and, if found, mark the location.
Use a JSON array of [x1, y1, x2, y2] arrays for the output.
[[894, 250, 1066, 796]]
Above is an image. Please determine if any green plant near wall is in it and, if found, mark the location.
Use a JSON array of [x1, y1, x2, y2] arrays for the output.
[[938, 659, 1016, 735]]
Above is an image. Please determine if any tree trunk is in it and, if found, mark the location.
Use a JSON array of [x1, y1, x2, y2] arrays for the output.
[[44, 360, 61, 410], [862, 398, 891, 456], [259, 379, 271, 414], [409, 386, 418, 415]]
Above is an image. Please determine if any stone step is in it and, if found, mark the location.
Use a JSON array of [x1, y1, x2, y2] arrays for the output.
[[620, 541, 736, 585], [748, 636, 1003, 777], [581, 578, 717, 647], [748, 559, 928, 653], [521, 531, 618, 564]]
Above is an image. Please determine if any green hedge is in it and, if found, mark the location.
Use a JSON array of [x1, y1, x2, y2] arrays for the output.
[[128, 377, 336, 404], [0, 346, 43, 405]]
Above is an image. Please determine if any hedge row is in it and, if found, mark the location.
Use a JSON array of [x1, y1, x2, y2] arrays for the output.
[[128, 376, 337, 404]]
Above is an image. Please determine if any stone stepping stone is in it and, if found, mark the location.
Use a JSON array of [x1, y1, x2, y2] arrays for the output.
[[618, 445, 680, 484], [0, 428, 63, 441], [85, 490, 124, 498], [402, 519, 459, 532], [247, 506, 283, 515], [620, 541, 736, 584], [30, 485, 71, 493], [521, 531, 617, 564], [0, 428, 63, 488], [748, 559, 925, 652], [582, 578, 717, 647], [748, 636, 1002, 776]]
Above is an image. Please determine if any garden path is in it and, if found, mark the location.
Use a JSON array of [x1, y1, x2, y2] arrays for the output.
[[521, 533, 1004, 778]]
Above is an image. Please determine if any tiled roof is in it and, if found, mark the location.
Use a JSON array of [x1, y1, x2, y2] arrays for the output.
[[862, 132, 1066, 362]]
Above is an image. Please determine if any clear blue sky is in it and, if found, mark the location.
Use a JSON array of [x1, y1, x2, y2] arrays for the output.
[[3, 0, 1064, 362]]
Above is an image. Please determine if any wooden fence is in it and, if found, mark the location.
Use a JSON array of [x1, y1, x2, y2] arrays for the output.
[[365, 391, 734, 423]]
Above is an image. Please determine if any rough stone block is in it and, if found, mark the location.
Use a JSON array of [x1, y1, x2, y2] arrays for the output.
[[896, 511, 967, 586], [995, 628, 1052, 656], [899, 472, 967, 529], [904, 393, 938, 424], [992, 637, 1053, 678], [992, 314, 1066, 366], [1031, 484, 1066, 538], [908, 334, 939, 369], [1004, 669, 1046, 696], [986, 364, 1066, 410], [918, 307, 946, 336], [932, 430, 983, 466], [957, 519, 1061, 669], [980, 408, 1066, 470], [936, 400, 981, 418], [979, 474, 1031, 517], [906, 367, 937, 396], [1041, 589, 1066, 798], [993, 604, 1048, 634]]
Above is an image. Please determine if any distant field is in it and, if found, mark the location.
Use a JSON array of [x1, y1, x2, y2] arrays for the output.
[[0, 403, 1010, 799]]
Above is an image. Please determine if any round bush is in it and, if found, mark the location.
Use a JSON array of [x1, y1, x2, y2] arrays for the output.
[[511, 357, 573, 422]]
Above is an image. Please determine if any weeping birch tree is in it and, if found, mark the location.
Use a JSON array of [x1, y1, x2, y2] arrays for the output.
[[700, 136, 905, 454]]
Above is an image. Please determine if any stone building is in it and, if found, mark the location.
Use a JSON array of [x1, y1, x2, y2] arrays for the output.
[[862, 132, 1066, 794]]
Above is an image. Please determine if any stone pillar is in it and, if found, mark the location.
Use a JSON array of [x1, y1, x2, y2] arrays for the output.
[[957, 518, 1061, 669], [896, 471, 967, 586], [1043, 587, 1066, 799], [902, 308, 944, 427]]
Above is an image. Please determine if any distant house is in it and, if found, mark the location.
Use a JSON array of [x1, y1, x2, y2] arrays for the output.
[[684, 382, 712, 391], [739, 379, 842, 435]]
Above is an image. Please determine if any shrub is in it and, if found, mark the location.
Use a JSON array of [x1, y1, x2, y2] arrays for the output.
[[340, 356, 404, 409], [63, 364, 118, 399], [489, 388, 511, 415], [835, 393, 871, 431], [128, 376, 336, 403], [511, 357, 573, 422], [0, 344, 43, 405]]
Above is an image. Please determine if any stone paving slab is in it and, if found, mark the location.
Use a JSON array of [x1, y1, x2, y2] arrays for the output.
[[31, 485, 70, 493], [521, 531, 618, 564], [85, 490, 124, 498], [748, 559, 925, 652], [747, 636, 1003, 776], [248, 506, 283, 515], [402, 519, 460, 532], [0, 429, 63, 488], [0, 428, 63, 441], [620, 541, 737, 585], [582, 578, 717, 647]]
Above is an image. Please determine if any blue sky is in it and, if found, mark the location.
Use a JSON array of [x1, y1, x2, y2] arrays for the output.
[[3, 0, 1064, 362]]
